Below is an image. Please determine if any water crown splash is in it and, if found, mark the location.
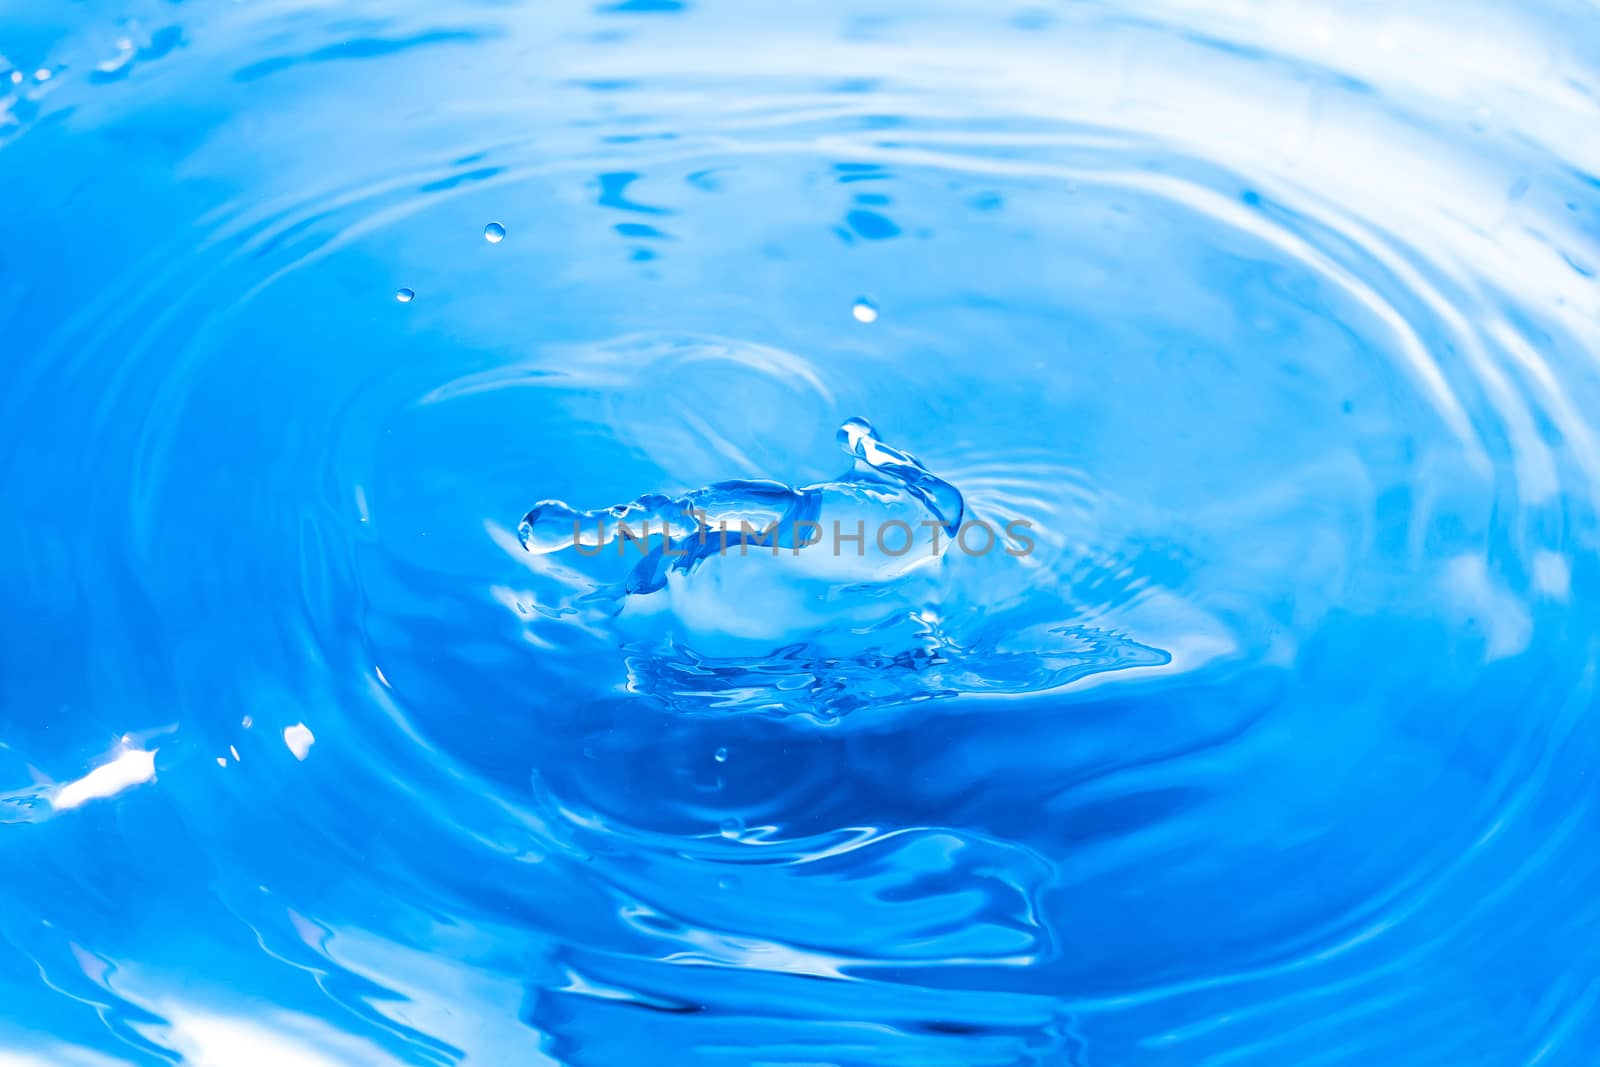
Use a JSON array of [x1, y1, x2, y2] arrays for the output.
[[517, 417, 966, 597]]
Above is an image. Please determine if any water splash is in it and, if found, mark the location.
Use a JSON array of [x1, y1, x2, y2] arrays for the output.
[[510, 415, 1175, 711], [518, 416, 964, 597]]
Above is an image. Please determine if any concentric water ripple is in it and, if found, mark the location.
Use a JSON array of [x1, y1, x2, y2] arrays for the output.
[[2, 0, 1598, 1063]]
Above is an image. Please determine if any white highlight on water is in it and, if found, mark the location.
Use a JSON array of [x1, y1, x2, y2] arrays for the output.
[[852, 298, 879, 323], [53, 747, 156, 811], [284, 723, 315, 761]]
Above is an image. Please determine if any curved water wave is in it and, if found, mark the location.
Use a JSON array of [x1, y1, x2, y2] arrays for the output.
[[3, 0, 1599, 1064]]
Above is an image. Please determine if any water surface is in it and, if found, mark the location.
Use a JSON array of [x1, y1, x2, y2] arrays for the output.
[[2, 1, 1599, 1063]]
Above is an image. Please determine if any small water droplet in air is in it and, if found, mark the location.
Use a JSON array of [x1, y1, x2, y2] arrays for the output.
[[713, 747, 728, 763], [33, 68, 52, 83], [9, 71, 22, 85], [484, 222, 506, 243], [718, 817, 744, 840], [395, 287, 415, 303], [852, 297, 879, 323]]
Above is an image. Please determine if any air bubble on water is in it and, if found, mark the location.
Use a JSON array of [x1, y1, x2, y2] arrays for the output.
[[395, 287, 415, 303], [718, 817, 744, 840], [714, 747, 728, 763], [484, 222, 506, 243], [852, 297, 879, 323]]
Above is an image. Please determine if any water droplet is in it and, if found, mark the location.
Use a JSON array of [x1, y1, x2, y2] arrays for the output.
[[33, 68, 52, 83], [718, 817, 744, 840], [395, 287, 415, 303], [713, 746, 728, 763], [852, 298, 879, 323], [484, 222, 506, 243]]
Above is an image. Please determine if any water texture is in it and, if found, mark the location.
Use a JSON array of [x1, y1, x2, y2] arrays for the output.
[[1, 0, 1598, 1064]]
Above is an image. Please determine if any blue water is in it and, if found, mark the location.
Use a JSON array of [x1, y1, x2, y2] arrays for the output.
[[3, 0, 1599, 1063]]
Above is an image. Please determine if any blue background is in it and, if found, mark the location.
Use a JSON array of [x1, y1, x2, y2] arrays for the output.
[[2, 0, 1599, 1063]]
